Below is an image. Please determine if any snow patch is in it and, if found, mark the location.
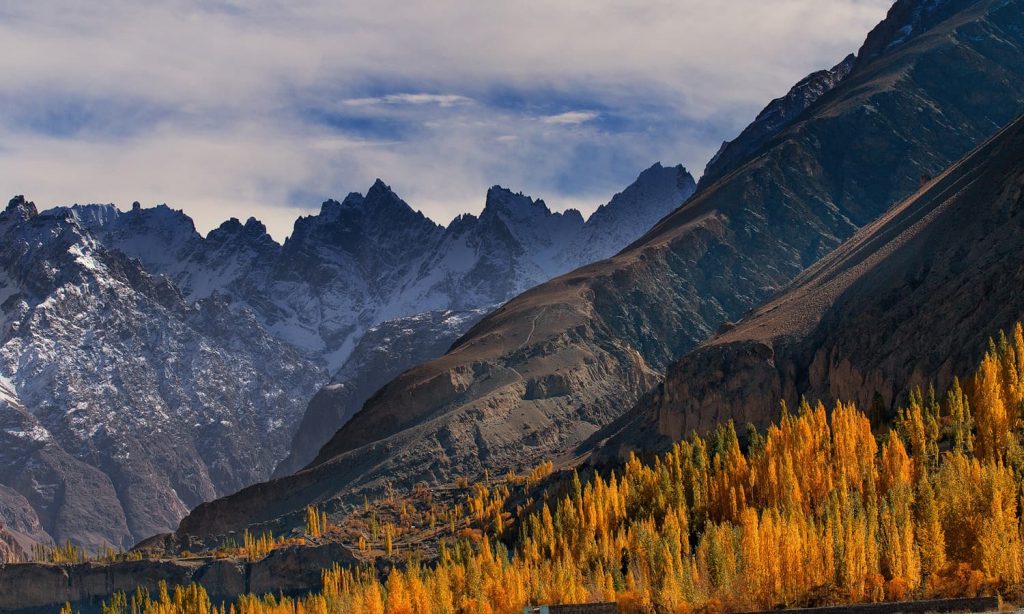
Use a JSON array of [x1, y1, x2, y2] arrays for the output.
[[5, 425, 52, 443], [0, 373, 18, 407], [67, 244, 101, 272]]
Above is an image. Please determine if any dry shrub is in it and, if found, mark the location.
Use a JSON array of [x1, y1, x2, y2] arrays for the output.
[[926, 563, 992, 598], [885, 576, 909, 602]]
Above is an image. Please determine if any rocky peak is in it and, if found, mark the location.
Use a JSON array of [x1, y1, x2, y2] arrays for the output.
[[855, 0, 967, 67], [574, 162, 696, 262], [590, 163, 695, 221], [364, 178, 394, 201], [293, 182, 437, 245], [482, 186, 550, 219], [211, 217, 245, 234], [316, 197, 348, 219], [361, 179, 439, 234], [207, 216, 275, 244], [243, 217, 268, 236], [62, 203, 120, 231], [3, 196, 37, 221], [446, 212, 479, 236]]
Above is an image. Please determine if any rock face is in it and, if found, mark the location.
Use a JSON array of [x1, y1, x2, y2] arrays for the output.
[[0, 484, 48, 554], [0, 200, 325, 546], [0, 542, 357, 612], [0, 528, 26, 564], [173, 0, 1024, 542], [596, 112, 1024, 455]]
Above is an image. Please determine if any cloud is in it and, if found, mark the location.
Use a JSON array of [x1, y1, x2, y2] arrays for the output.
[[541, 111, 600, 125], [342, 93, 474, 107], [0, 0, 894, 240]]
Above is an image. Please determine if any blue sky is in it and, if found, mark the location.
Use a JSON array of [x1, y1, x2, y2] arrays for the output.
[[0, 0, 892, 240]]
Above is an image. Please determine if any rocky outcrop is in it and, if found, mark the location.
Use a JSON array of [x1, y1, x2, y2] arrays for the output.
[[0, 542, 357, 612], [596, 111, 1024, 455], [174, 0, 1024, 542], [0, 484, 49, 553], [0, 527, 26, 564]]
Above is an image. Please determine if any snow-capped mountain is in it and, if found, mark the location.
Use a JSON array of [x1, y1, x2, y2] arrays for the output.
[[63, 164, 695, 374], [0, 197, 325, 546]]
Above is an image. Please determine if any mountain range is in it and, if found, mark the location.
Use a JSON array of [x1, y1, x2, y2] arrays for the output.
[[0, 163, 695, 548], [173, 0, 1024, 544], [4, 0, 1024, 610]]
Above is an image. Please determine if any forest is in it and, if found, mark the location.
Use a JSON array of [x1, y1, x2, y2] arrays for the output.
[[64, 323, 1024, 614]]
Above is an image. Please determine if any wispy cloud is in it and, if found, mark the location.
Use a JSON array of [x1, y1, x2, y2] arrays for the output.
[[541, 111, 599, 125], [0, 0, 894, 240], [342, 93, 474, 107]]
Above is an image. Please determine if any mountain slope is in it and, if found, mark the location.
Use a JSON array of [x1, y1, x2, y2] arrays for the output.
[[596, 112, 1024, 455], [273, 307, 492, 477], [0, 199, 325, 545], [174, 0, 1024, 542]]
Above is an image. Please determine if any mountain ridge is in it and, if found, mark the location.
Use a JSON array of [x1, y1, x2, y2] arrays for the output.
[[594, 110, 1024, 457]]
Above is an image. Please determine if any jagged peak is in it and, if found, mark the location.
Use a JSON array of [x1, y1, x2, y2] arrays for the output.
[[210, 216, 270, 237], [215, 217, 245, 232], [55, 203, 121, 231], [243, 217, 268, 235], [4, 195, 38, 220], [317, 180, 412, 215], [599, 163, 693, 207], [750, 54, 856, 126], [363, 179, 420, 217], [367, 178, 391, 197], [484, 185, 550, 215], [635, 161, 693, 186], [446, 212, 479, 233], [128, 203, 200, 237], [317, 197, 348, 218], [561, 208, 586, 225]]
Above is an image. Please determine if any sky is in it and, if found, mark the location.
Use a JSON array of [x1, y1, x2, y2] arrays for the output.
[[0, 0, 893, 241]]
